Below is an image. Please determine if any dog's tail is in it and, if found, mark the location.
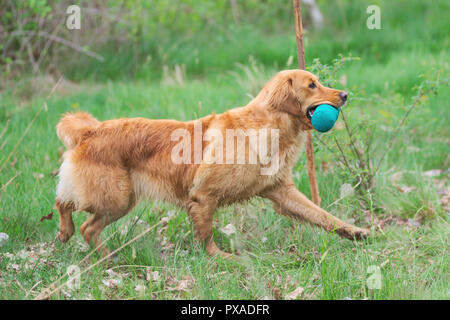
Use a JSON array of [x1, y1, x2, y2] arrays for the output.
[[56, 111, 100, 149]]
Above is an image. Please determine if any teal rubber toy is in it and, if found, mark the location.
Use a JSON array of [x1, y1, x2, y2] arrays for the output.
[[311, 104, 340, 133]]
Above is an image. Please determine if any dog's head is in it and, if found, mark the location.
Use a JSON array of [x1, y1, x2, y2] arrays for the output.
[[265, 69, 347, 129]]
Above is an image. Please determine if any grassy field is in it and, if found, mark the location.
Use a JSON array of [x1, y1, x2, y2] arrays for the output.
[[0, 0, 449, 299]]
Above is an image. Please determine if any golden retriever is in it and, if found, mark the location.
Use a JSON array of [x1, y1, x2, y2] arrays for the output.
[[55, 69, 369, 258]]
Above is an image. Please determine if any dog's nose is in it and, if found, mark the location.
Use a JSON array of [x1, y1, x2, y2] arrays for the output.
[[339, 91, 348, 102]]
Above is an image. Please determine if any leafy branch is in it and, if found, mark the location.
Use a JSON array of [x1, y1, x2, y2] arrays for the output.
[[310, 55, 447, 209], [374, 75, 448, 173]]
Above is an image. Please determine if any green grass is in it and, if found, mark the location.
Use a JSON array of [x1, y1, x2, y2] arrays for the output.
[[0, 0, 449, 300]]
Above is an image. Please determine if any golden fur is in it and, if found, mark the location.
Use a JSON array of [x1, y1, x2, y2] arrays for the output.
[[55, 69, 369, 258]]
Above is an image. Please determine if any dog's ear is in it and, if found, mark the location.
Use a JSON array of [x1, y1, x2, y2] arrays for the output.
[[267, 77, 302, 116]]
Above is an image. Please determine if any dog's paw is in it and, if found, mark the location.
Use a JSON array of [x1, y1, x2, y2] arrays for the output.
[[352, 227, 370, 240], [337, 226, 371, 240], [56, 231, 69, 243]]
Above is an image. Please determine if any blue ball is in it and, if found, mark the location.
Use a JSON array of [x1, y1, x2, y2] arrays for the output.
[[311, 104, 340, 133]]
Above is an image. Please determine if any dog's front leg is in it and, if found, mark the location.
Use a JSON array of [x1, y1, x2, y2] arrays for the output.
[[264, 184, 370, 240]]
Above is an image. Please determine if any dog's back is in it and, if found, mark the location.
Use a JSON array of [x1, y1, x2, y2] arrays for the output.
[[55, 113, 203, 214]]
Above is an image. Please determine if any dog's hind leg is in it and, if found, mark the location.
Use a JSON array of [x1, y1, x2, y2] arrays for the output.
[[72, 160, 136, 256], [55, 200, 76, 242], [81, 201, 135, 257], [80, 203, 135, 257], [82, 214, 111, 256], [79, 214, 94, 236], [188, 195, 233, 259]]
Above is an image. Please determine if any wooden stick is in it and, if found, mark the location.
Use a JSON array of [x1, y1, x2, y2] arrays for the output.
[[293, 0, 321, 206]]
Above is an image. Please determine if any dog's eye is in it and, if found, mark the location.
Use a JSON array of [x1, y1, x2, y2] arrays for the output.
[[309, 82, 316, 89]]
